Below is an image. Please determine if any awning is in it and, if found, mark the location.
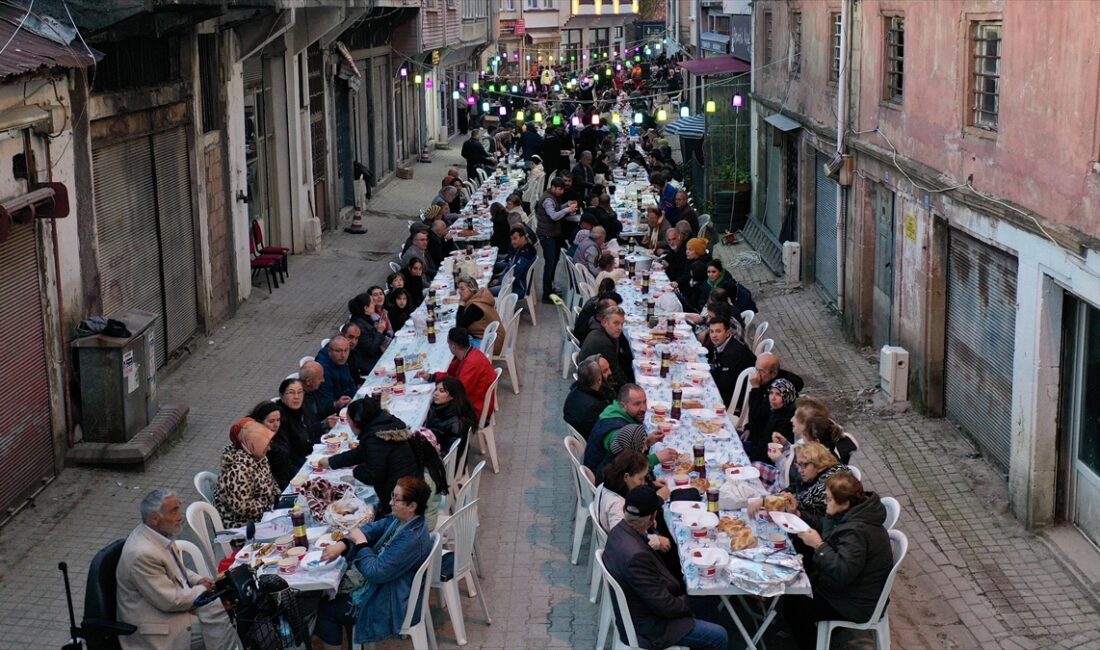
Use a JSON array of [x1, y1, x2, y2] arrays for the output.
[[679, 55, 751, 77], [663, 115, 706, 139], [563, 14, 628, 30], [525, 28, 560, 43], [0, 5, 101, 78], [439, 42, 484, 68], [764, 113, 801, 132]]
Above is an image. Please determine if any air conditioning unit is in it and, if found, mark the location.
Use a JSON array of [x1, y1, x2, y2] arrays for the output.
[[879, 345, 909, 403]]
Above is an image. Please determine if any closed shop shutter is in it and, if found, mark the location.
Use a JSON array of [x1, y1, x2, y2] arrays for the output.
[[944, 230, 1018, 470], [153, 128, 199, 357], [94, 138, 163, 363], [0, 223, 54, 514], [814, 153, 839, 301]]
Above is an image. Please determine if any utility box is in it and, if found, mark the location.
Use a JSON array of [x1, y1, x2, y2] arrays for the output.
[[879, 345, 910, 403], [72, 309, 159, 443], [782, 241, 801, 285]]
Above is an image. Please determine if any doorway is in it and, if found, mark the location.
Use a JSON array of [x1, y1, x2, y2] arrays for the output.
[[872, 183, 896, 349], [1061, 295, 1100, 547]]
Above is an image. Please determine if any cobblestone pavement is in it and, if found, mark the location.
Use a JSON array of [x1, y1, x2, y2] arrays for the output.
[[2, 140, 1099, 649]]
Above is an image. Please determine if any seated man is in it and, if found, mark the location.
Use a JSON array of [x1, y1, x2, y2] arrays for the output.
[[706, 317, 757, 407], [563, 354, 612, 439], [743, 352, 805, 463], [577, 305, 634, 391], [660, 227, 688, 281], [420, 327, 496, 419], [301, 360, 344, 442], [400, 227, 438, 278], [603, 486, 728, 650], [572, 222, 606, 277], [428, 218, 457, 268], [315, 335, 357, 411], [491, 226, 538, 299], [573, 293, 622, 345], [675, 191, 699, 235], [117, 489, 239, 650], [584, 384, 674, 480]]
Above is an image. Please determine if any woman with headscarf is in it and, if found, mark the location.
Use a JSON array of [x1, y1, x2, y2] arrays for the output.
[[455, 275, 506, 354], [270, 379, 314, 489], [755, 378, 798, 454], [213, 420, 282, 528]]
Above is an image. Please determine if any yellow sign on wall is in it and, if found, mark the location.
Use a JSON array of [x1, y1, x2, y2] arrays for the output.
[[904, 213, 917, 242]]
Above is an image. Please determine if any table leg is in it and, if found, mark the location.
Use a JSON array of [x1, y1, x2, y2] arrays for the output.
[[719, 595, 759, 650], [752, 597, 782, 645]]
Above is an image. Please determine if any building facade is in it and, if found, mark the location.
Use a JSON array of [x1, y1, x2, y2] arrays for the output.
[[749, 0, 1100, 545]]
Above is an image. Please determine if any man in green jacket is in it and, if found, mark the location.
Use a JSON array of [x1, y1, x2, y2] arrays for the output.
[[582, 384, 677, 483]]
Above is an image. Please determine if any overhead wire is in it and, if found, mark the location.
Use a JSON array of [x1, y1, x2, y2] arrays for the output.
[[0, 0, 34, 58]]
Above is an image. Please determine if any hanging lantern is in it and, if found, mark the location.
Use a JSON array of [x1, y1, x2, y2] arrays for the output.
[[525, 54, 531, 61], [616, 64, 622, 71], [612, 113, 620, 123], [657, 109, 667, 122], [400, 67, 408, 77], [482, 101, 490, 111], [680, 105, 690, 118], [633, 112, 643, 124], [706, 100, 717, 113], [511, 85, 518, 93], [472, 82, 479, 92], [424, 77, 432, 89], [527, 84, 535, 94], [459, 81, 466, 90], [517, 110, 525, 121], [634, 55, 641, 62], [534, 111, 543, 123], [489, 84, 496, 92], [468, 96, 476, 106], [605, 67, 612, 76], [499, 105, 507, 116], [571, 116, 581, 127], [553, 114, 562, 125], [592, 114, 600, 125], [553, 83, 561, 91], [513, 52, 519, 60], [452, 90, 460, 99], [414, 74, 422, 84], [731, 93, 744, 109]]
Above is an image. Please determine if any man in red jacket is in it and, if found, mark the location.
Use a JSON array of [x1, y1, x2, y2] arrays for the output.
[[419, 327, 496, 418]]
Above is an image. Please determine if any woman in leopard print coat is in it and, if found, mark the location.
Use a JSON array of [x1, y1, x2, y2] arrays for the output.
[[213, 420, 282, 528]]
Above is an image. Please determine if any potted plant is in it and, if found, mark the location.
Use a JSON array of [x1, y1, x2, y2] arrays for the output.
[[716, 161, 751, 192]]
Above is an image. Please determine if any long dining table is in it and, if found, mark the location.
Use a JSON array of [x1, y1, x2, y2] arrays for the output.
[[606, 160, 811, 650]]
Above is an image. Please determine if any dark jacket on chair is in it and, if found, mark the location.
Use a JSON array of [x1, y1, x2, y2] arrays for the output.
[[603, 521, 695, 650], [328, 412, 420, 516], [563, 381, 612, 440], [270, 400, 314, 488], [578, 325, 634, 391], [744, 369, 805, 463]]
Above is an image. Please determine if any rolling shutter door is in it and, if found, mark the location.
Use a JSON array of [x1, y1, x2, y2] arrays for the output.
[[153, 128, 199, 358], [0, 224, 54, 514], [814, 153, 839, 301], [94, 138, 163, 364], [943, 231, 1018, 469]]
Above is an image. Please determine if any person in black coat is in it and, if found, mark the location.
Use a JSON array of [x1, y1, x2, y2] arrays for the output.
[[577, 305, 634, 392], [348, 293, 387, 376], [423, 376, 478, 464], [743, 353, 805, 463], [783, 473, 894, 650], [319, 398, 420, 516], [603, 486, 728, 650], [705, 318, 756, 408], [268, 380, 314, 489], [385, 288, 413, 332], [573, 292, 623, 346], [563, 355, 613, 439], [461, 129, 495, 181], [301, 360, 339, 443]]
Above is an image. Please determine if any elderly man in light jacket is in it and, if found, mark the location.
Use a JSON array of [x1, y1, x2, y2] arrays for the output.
[[116, 489, 239, 649]]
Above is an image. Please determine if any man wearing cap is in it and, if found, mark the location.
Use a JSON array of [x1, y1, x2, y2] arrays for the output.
[[603, 486, 728, 650], [584, 384, 676, 482]]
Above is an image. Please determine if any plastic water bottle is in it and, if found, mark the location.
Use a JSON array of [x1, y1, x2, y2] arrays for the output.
[[277, 615, 295, 648]]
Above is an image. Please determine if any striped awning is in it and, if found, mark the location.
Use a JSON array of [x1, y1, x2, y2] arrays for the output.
[[663, 115, 706, 139]]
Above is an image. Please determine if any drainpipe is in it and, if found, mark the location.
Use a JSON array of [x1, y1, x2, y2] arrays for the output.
[[835, 0, 851, 314]]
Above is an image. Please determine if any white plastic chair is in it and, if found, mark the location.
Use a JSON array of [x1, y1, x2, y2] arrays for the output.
[[841, 430, 860, 460], [284, 372, 299, 380], [595, 550, 689, 650], [751, 320, 769, 352], [498, 268, 515, 300], [389, 261, 403, 273], [551, 294, 580, 378], [564, 437, 596, 565], [755, 337, 775, 355], [497, 292, 519, 325], [816, 529, 908, 650], [476, 167, 489, 183], [847, 465, 863, 481], [727, 366, 755, 430], [476, 368, 504, 473], [298, 355, 313, 368], [320, 337, 331, 349], [740, 309, 755, 329], [564, 255, 579, 309], [577, 281, 596, 301], [492, 310, 523, 394], [881, 496, 901, 530], [441, 439, 461, 508], [431, 500, 490, 646], [573, 261, 596, 288], [523, 256, 540, 325], [479, 330, 497, 359], [566, 423, 585, 445], [185, 501, 230, 566], [193, 471, 217, 505], [588, 502, 609, 604], [400, 533, 442, 650], [175, 539, 212, 578]]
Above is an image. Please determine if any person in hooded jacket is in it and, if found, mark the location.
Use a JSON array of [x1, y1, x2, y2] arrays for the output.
[[317, 398, 420, 517], [563, 354, 613, 439], [269, 380, 314, 489], [455, 275, 506, 355], [782, 472, 894, 650], [348, 293, 388, 376], [423, 376, 478, 464]]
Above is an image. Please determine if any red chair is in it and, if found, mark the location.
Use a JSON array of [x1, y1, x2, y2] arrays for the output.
[[249, 230, 283, 292], [251, 219, 289, 277]]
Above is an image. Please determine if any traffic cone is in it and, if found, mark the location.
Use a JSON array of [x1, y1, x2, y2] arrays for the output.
[[345, 203, 367, 234], [419, 145, 432, 163]]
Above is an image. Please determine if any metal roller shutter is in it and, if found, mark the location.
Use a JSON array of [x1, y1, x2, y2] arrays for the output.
[[0, 224, 54, 514], [152, 128, 199, 358], [814, 153, 839, 301], [943, 230, 1018, 469], [94, 138, 163, 364]]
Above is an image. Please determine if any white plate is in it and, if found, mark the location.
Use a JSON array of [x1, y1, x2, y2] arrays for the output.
[[770, 511, 811, 534], [669, 501, 706, 516], [680, 510, 719, 531], [724, 466, 761, 481], [301, 550, 332, 571], [688, 547, 730, 569]]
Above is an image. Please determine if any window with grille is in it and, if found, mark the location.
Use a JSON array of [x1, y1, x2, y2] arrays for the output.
[[884, 16, 904, 102], [830, 12, 842, 81], [763, 12, 773, 65], [971, 21, 1001, 130], [198, 34, 222, 133], [791, 12, 802, 77]]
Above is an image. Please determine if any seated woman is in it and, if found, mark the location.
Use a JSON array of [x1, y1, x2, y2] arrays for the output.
[[366, 285, 393, 338], [770, 442, 849, 528], [385, 288, 413, 332], [423, 376, 478, 465], [782, 472, 893, 650], [265, 390, 310, 490], [314, 476, 435, 650], [489, 202, 511, 253], [348, 292, 388, 374], [456, 275, 506, 354], [593, 451, 671, 547], [212, 420, 282, 528], [401, 258, 428, 309], [317, 398, 420, 516], [594, 253, 626, 287]]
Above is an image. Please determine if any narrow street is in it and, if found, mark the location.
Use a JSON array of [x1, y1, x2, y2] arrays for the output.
[[0, 143, 1095, 649]]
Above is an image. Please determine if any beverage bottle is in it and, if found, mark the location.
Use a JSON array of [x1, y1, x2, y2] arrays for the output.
[[671, 387, 682, 420], [641, 271, 650, 294], [628, 259, 636, 277], [693, 439, 706, 479], [394, 355, 406, 384], [290, 504, 308, 549], [646, 299, 656, 327], [707, 485, 720, 513], [427, 316, 436, 344], [660, 349, 670, 378]]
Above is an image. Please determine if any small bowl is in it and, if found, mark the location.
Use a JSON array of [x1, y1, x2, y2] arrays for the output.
[[278, 557, 298, 575], [273, 535, 293, 553]]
